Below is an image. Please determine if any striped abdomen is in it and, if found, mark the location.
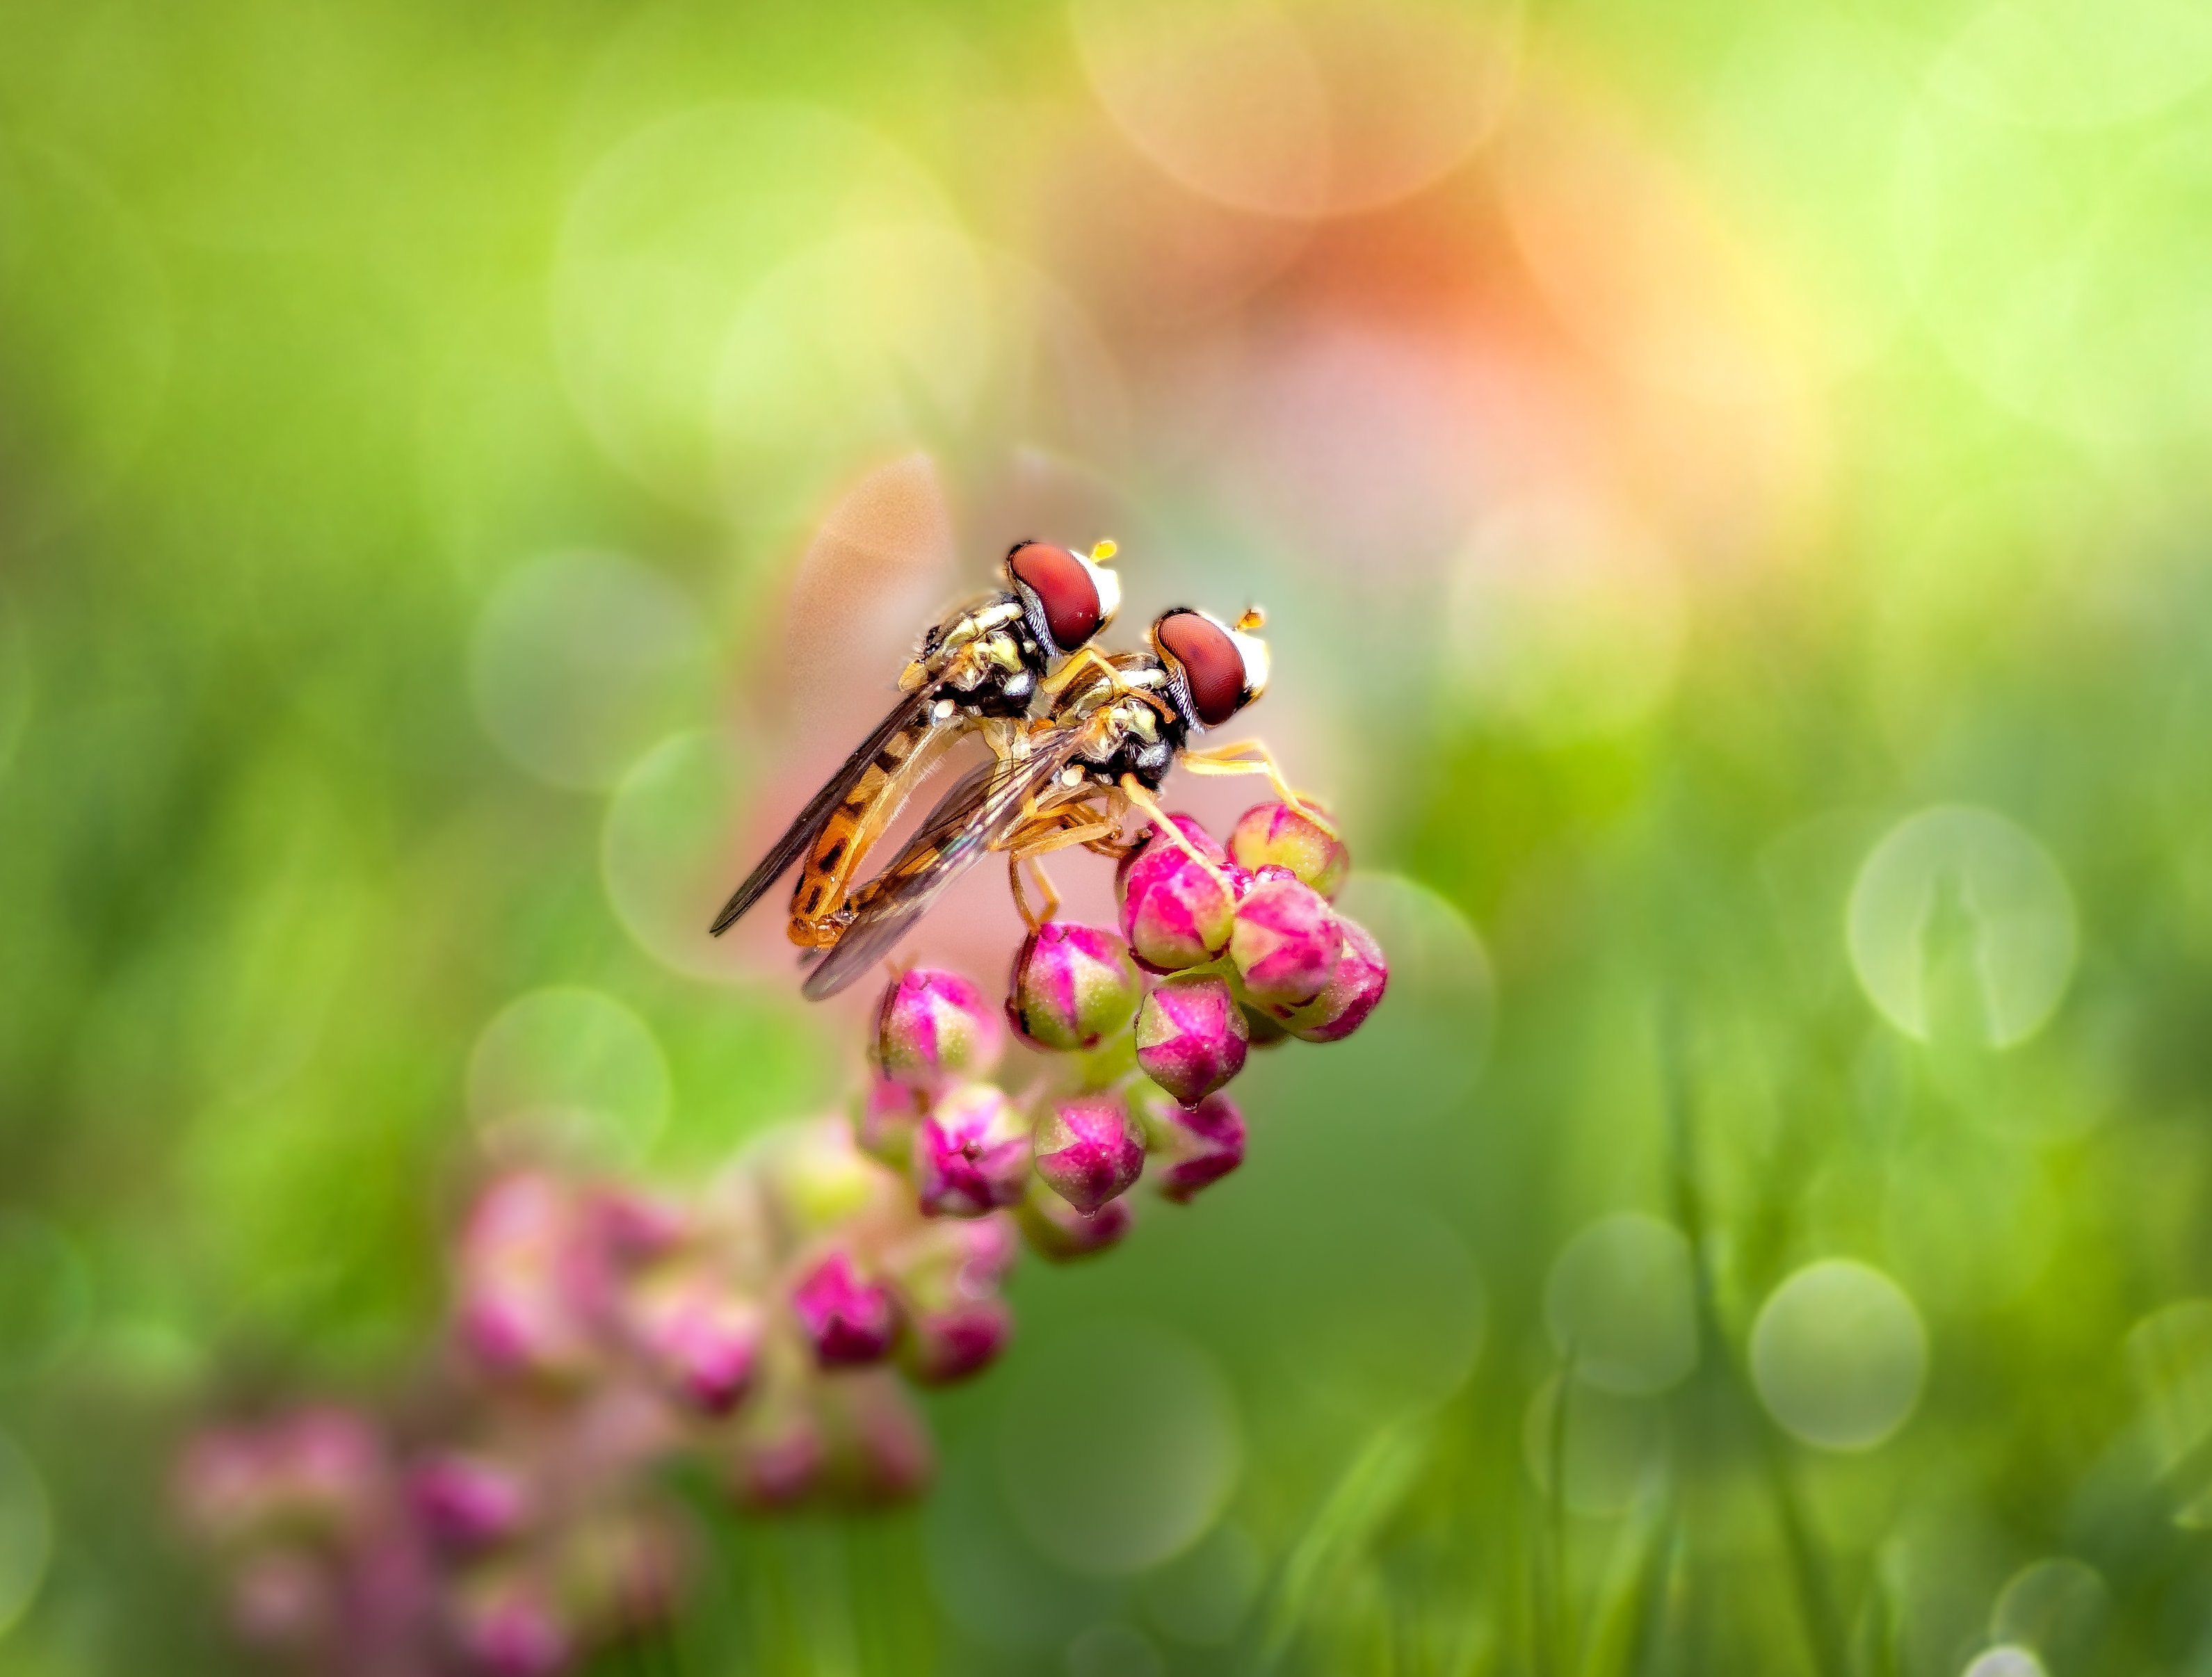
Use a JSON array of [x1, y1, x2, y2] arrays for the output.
[[786, 718, 957, 947]]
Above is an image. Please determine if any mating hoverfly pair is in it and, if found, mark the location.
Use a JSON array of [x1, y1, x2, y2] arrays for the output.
[[709, 540, 1297, 1000]]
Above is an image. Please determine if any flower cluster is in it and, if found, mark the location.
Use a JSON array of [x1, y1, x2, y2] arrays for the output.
[[175, 802, 1383, 1674]]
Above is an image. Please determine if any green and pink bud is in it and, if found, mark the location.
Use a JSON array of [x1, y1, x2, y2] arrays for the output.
[[1031, 1094, 1145, 1214], [1229, 800, 1350, 899], [1016, 1179, 1134, 1261], [873, 969, 1003, 1090], [853, 1075, 926, 1170], [819, 1370, 936, 1503], [1119, 816, 1245, 972], [911, 1083, 1031, 1217], [901, 1296, 1013, 1384], [450, 1568, 572, 1677], [1282, 914, 1389, 1042], [176, 1409, 387, 1549], [887, 1215, 1020, 1383], [410, 1451, 531, 1552], [456, 1173, 608, 1384], [791, 1251, 896, 1367], [621, 1266, 764, 1416], [732, 1387, 826, 1509], [1139, 1092, 1247, 1203], [1006, 921, 1144, 1051], [1135, 974, 1250, 1107], [1231, 866, 1344, 1010]]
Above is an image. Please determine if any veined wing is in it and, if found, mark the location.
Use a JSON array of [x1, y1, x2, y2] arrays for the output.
[[709, 686, 937, 935], [800, 734, 1087, 999]]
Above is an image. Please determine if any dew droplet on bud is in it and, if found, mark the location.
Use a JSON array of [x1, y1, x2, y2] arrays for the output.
[[1134, 974, 1250, 1107], [1017, 1178, 1135, 1261], [1138, 1091, 1248, 1203]]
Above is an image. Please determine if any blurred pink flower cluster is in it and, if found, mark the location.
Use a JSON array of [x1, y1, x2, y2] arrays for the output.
[[176, 802, 1382, 1674]]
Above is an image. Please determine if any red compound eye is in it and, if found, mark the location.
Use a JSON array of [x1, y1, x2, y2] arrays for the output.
[[1156, 611, 1247, 728], [1006, 543, 1103, 653]]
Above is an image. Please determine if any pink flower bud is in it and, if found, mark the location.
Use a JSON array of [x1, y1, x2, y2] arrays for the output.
[[873, 969, 1003, 1089], [451, 1570, 572, 1677], [1006, 921, 1145, 1050], [1229, 800, 1350, 899], [901, 1296, 1014, 1384], [1114, 811, 1226, 893], [1118, 817, 1243, 971], [821, 1370, 935, 1504], [911, 1083, 1031, 1217], [179, 1409, 385, 1548], [457, 1174, 607, 1383], [1031, 1094, 1145, 1215], [410, 1452, 530, 1551], [885, 1211, 1019, 1306], [732, 1388, 826, 1509], [1134, 975, 1250, 1108], [885, 1215, 1020, 1382], [229, 1550, 332, 1651], [1140, 1091, 1247, 1203], [1231, 866, 1344, 1009], [622, 1267, 764, 1416], [791, 1252, 896, 1366], [175, 1429, 275, 1545], [1016, 1181, 1133, 1261], [1282, 914, 1389, 1042], [588, 1188, 688, 1267], [853, 1075, 926, 1169]]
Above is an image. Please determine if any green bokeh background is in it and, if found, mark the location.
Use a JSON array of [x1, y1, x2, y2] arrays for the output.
[[8, 0, 2212, 1672]]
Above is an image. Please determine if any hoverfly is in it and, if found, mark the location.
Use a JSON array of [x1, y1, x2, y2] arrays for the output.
[[708, 540, 1122, 947], [798, 605, 1304, 1000]]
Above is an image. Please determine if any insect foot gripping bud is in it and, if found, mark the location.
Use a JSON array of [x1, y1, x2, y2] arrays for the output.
[[1006, 921, 1144, 1051], [791, 1252, 897, 1367], [1282, 914, 1389, 1043], [1016, 1178, 1134, 1261], [1139, 1091, 1247, 1204], [912, 1083, 1032, 1217], [1229, 800, 1350, 900], [1135, 974, 1250, 1108], [873, 969, 1004, 1090], [1031, 1093, 1145, 1215], [1231, 865, 1346, 1010], [1119, 816, 1245, 972], [622, 1265, 764, 1416], [410, 1451, 531, 1552]]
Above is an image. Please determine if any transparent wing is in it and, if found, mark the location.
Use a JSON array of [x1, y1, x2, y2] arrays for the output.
[[800, 735, 1088, 999], [708, 687, 938, 935]]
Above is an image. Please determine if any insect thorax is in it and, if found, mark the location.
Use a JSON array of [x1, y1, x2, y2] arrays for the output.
[[914, 594, 1044, 719], [1069, 665, 1187, 792]]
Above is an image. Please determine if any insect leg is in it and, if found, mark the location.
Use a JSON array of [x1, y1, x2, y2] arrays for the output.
[[1176, 740, 1331, 827], [1038, 644, 1126, 700], [1117, 775, 1241, 893]]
